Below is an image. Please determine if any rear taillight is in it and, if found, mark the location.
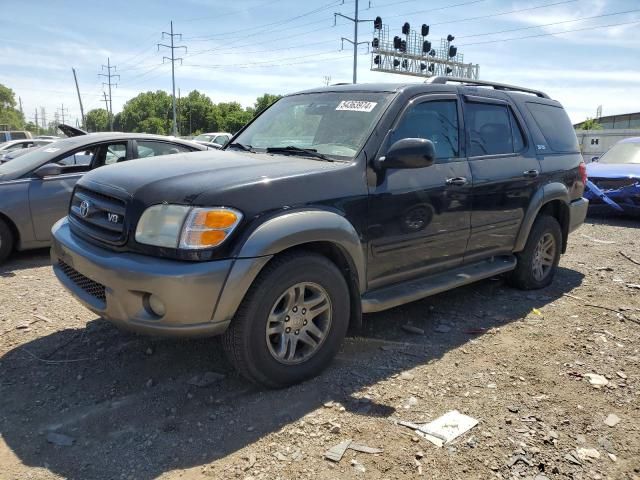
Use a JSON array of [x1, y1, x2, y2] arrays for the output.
[[578, 162, 587, 185]]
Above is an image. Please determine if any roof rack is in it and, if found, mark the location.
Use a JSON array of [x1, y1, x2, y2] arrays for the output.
[[425, 76, 549, 99]]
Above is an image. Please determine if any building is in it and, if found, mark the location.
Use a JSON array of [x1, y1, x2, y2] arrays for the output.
[[574, 112, 640, 161]]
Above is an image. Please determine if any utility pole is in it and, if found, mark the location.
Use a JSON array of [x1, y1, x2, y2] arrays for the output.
[[72, 68, 86, 129], [323, 75, 332, 86], [335, 0, 371, 83], [99, 57, 119, 131], [40, 107, 46, 131], [18, 97, 23, 117], [158, 21, 186, 136], [177, 87, 181, 136], [34, 109, 39, 135], [57, 104, 69, 125]]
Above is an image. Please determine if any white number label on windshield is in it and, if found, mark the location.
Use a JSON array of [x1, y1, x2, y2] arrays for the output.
[[335, 100, 378, 112]]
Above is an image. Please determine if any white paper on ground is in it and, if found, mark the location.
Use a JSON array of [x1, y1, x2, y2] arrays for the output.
[[414, 410, 478, 447]]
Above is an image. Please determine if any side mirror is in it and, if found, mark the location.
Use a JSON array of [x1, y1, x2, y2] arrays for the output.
[[378, 138, 435, 170], [34, 163, 63, 178], [590, 156, 599, 163]]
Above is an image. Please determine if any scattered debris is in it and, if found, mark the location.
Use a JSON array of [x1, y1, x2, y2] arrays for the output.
[[507, 406, 519, 413], [402, 325, 425, 335], [564, 452, 583, 465], [46, 432, 74, 446], [584, 373, 609, 388], [399, 410, 478, 447], [626, 283, 640, 289], [349, 443, 384, 454], [186, 371, 225, 387], [324, 440, 382, 462], [616, 371, 628, 380], [619, 250, 640, 266], [604, 413, 621, 427], [350, 458, 366, 473], [508, 454, 533, 467], [576, 447, 600, 461], [324, 440, 352, 462]]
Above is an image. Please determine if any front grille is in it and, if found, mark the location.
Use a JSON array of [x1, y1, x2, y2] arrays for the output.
[[58, 260, 106, 303], [69, 186, 127, 245]]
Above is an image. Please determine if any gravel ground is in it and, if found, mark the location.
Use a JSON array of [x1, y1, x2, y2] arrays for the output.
[[0, 216, 639, 480]]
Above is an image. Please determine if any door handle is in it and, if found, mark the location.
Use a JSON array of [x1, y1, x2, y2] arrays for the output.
[[445, 176, 468, 186], [523, 169, 539, 178]]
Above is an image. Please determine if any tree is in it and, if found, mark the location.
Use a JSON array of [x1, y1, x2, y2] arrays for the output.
[[0, 83, 24, 129], [119, 91, 173, 133], [85, 108, 110, 132], [579, 117, 603, 130], [210, 102, 254, 133], [177, 90, 216, 135], [254, 93, 282, 115]]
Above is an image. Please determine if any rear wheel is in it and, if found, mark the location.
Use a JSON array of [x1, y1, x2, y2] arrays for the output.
[[222, 251, 350, 388], [0, 219, 14, 264], [509, 215, 561, 290]]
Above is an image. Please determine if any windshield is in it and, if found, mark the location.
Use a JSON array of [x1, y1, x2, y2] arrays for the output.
[[194, 134, 214, 142], [232, 92, 392, 160], [599, 142, 640, 165]]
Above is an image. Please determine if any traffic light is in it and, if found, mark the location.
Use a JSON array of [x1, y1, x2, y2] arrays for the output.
[[446, 67, 453, 74], [422, 40, 431, 54], [374, 55, 381, 65], [402, 22, 410, 35], [402, 59, 408, 68], [428, 64, 435, 72], [372, 38, 379, 48], [448, 45, 457, 57], [421, 24, 429, 37], [447, 34, 455, 42], [420, 63, 427, 70], [374, 16, 382, 30], [393, 59, 400, 67], [393, 36, 401, 49], [400, 40, 407, 52]]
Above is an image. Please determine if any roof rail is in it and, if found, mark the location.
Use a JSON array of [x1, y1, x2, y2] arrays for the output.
[[425, 76, 550, 99]]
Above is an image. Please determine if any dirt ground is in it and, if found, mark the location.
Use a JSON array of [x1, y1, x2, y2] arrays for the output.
[[0, 216, 638, 480]]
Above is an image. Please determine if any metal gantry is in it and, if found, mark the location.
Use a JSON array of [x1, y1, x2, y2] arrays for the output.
[[370, 23, 479, 80]]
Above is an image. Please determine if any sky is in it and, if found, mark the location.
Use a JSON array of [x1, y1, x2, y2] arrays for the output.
[[1, 0, 639, 127]]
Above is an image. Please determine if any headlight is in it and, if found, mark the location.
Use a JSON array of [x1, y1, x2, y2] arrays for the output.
[[135, 205, 242, 249]]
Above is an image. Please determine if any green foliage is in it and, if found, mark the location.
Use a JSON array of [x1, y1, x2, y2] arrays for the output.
[[254, 93, 282, 115], [0, 83, 24, 129], [85, 108, 110, 132], [579, 117, 603, 130], [119, 91, 172, 134]]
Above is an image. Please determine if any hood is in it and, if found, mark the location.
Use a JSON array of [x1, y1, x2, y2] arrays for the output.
[[78, 149, 348, 206], [586, 162, 640, 179]]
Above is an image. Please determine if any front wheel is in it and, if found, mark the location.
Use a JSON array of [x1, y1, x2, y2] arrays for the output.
[[222, 251, 350, 388], [509, 215, 562, 290], [0, 219, 14, 265]]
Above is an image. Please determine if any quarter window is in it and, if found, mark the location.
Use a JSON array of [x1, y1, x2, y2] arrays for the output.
[[390, 100, 460, 160], [466, 102, 525, 157], [526, 102, 579, 153]]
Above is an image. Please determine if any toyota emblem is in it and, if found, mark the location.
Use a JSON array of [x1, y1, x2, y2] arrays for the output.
[[79, 200, 91, 218]]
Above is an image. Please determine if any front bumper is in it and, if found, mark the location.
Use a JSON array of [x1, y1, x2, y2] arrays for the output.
[[568, 197, 589, 233], [51, 218, 236, 337]]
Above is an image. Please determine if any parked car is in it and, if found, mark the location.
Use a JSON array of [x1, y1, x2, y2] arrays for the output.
[[584, 137, 640, 215], [51, 78, 588, 387], [0, 139, 55, 162], [193, 132, 232, 149], [34, 135, 61, 140], [0, 130, 32, 142], [0, 133, 206, 263]]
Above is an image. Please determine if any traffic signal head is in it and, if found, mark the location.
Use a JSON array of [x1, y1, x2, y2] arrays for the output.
[[372, 38, 379, 48], [428, 64, 435, 72], [421, 24, 429, 37], [393, 59, 400, 67], [429, 49, 436, 56], [374, 55, 381, 65], [447, 34, 455, 42], [402, 22, 410, 35], [374, 16, 382, 30], [446, 67, 453, 74], [448, 45, 457, 57], [422, 40, 431, 53], [402, 59, 408, 68], [420, 62, 427, 70], [400, 40, 407, 52], [393, 36, 401, 49]]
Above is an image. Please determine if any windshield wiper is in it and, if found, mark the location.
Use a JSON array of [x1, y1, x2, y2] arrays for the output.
[[226, 142, 255, 152], [266, 146, 333, 162]]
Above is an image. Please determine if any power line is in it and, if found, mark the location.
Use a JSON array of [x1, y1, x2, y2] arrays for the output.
[[158, 21, 186, 136], [336, 0, 372, 83], [457, 8, 640, 38], [459, 18, 640, 46]]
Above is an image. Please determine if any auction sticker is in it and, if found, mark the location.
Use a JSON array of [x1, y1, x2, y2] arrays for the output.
[[336, 100, 378, 112]]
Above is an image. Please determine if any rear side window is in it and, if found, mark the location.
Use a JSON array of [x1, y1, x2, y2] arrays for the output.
[[137, 141, 192, 158], [11, 132, 27, 140], [465, 102, 525, 156], [526, 102, 579, 153]]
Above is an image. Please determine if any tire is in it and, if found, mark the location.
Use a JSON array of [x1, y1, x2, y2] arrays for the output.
[[222, 251, 350, 388], [508, 215, 562, 290], [0, 219, 14, 265]]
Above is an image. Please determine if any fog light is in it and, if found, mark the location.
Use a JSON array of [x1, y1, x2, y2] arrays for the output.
[[147, 294, 166, 317]]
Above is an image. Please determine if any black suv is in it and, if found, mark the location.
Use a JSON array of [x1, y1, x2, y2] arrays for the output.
[[51, 77, 588, 387]]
